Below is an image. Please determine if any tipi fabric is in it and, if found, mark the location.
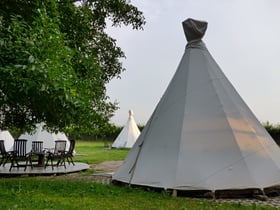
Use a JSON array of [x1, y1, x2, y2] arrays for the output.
[[113, 18, 280, 191], [0, 130, 14, 151], [112, 110, 141, 148], [19, 123, 71, 153]]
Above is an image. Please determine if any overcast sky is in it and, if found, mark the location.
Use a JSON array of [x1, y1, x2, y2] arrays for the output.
[[106, 0, 280, 126]]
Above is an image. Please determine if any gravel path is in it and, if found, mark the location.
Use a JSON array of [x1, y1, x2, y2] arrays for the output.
[[92, 160, 123, 173], [216, 197, 280, 208]]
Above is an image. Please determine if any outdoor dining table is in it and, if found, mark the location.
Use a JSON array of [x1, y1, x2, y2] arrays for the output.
[[31, 151, 46, 167], [35, 147, 56, 167], [29, 141, 50, 168]]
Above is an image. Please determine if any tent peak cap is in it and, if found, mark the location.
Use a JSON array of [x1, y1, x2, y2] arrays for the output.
[[182, 18, 208, 42]]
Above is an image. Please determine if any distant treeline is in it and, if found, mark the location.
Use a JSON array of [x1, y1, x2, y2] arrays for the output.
[[79, 124, 145, 141], [9, 122, 280, 143], [263, 122, 280, 144], [79, 122, 280, 144]]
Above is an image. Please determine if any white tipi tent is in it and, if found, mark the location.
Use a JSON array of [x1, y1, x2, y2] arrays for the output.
[[112, 110, 141, 148], [19, 123, 71, 152], [113, 18, 280, 193], [0, 130, 14, 151]]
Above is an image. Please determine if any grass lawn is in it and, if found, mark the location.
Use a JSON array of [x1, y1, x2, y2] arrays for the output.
[[0, 140, 275, 210], [73, 140, 129, 164]]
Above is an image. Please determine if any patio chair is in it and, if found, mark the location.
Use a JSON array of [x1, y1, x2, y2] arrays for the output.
[[0, 140, 12, 167], [64, 140, 75, 166], [45, 140, 66, 170], [9, 139, 30, 171], [29, 141, 44, 168]]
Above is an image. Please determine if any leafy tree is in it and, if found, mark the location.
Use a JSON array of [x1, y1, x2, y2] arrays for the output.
[[0, 0, 145, 133]]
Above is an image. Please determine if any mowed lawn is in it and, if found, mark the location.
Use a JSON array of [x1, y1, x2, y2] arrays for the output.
[[73, 140, 130, 164], [0, 140, 274, 210]]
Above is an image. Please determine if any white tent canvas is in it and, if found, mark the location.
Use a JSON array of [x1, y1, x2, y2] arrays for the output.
[[19, 123, 71, 152], [112, 110, 141, 148], [0, 130, 14, 151], [113, 18, 280, 192]]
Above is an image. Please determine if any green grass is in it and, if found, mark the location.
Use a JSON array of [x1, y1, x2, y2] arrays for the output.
[[0, 178, 273, 210], [73, 140, 129, 164], [0, 140, 275, 209]]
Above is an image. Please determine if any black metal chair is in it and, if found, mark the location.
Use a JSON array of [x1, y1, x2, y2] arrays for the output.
[[9, 139, 30, 171], [45, 140, 66, 170], [29, 141, 44, 168], [64, 140, 75, 166], [0, 140, 12, 167]]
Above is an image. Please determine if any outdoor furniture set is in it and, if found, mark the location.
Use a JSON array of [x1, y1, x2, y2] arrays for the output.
[[0, 139, 75, 171]]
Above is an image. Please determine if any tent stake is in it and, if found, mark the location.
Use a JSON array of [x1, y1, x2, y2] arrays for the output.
[[253, 190, 268, 201]]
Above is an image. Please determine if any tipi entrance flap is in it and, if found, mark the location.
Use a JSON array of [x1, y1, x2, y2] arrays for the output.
[[113, 18, 280, 192]]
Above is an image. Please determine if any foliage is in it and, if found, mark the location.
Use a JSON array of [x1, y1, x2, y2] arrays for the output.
[[71, 123, 145, 140], [263, 122, 280, 133], [0, 10, 90, 132], [70, 122, 123, 140], [263, 122, 280, 144], [0, 0, 145, 133], [102, 123, 144, 139]]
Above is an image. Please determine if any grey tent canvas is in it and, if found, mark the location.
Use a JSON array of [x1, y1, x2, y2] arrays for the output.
[[113, 18, 280, 192]]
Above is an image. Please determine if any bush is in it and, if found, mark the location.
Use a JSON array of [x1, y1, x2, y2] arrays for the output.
[[264, 122, 280, 144]]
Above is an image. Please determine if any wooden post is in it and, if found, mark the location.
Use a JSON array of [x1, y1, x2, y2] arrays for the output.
[[172, 189, 177, 197]]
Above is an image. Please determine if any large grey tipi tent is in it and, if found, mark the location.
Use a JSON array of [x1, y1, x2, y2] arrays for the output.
[[112, 110, 140, 148], [113, 18, 280, 193]]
